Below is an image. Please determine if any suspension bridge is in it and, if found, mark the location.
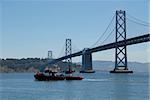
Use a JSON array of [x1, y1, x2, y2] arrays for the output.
[[48, 10, 150, 73]]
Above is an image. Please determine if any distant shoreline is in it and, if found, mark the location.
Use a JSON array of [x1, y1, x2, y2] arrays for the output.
[[0, 58, 149, 73], [0, 67, 39, 73], [0, 58, 80, 73]]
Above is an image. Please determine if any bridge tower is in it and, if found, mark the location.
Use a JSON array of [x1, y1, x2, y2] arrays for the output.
[[110, 10, 133, 73], [48, 50, 52, 59], [80, 48, 95, 73], [65, 39, 72, 72]]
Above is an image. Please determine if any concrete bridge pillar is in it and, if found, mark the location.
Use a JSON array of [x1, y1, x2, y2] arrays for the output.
[[80, 48, 95, 73]]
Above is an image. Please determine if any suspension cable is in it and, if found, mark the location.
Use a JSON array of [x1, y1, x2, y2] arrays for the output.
[[127, 17, 150, 27], [127, 13, 150, 25], [72, 42, 80, 53], [90, 14, 115, 48], [57, 43, 65, 58], [100, 27, 115, 45]]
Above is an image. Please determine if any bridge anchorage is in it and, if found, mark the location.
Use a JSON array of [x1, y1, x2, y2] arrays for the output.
[[110, 10, 133, 73]]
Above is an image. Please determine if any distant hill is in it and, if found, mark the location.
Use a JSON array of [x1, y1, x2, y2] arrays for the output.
[[0, 58, 80, 73], [92, 60, 150, 72], [0, 58, 149, 73]]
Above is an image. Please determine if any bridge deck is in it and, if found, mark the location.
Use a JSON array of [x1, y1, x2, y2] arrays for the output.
[[52, 34, 150, 64]]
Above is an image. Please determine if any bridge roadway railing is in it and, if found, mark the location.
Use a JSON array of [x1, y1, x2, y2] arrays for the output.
[[90, 34, 150, 53], [51, 34, 150, 64]]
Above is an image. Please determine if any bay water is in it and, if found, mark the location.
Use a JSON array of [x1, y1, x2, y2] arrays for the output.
[[0, 71, 149, 100]]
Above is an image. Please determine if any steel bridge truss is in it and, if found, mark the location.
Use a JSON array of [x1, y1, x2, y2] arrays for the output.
[[50, 34, 149, 65], [65, 39, 72, 71], [115, 10, 128, 70]]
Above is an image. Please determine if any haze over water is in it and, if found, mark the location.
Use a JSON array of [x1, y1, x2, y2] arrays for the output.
[[0, 71, 149, 100]]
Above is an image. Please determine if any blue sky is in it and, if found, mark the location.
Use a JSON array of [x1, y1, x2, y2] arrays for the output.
[[1, 0, 150, 63]]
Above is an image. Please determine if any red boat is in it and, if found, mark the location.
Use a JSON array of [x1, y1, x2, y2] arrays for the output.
[[34, 67, 83, 81], [34, 72, 83, 81], [34, 72, 65, 81]]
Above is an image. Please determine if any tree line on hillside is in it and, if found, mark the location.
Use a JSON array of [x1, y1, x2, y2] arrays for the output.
[[0, 58, 81, 73]]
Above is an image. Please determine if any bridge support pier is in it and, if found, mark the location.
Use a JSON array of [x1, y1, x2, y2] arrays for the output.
[[80, 48, 95, 73]]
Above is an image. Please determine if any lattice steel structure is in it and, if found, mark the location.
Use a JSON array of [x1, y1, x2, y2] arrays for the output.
[[114, 10, 128, 70], [65, 39, 72, 71], [48, 50, 52, 59]]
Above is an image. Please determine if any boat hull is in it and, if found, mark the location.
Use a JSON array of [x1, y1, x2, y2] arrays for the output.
[[80, 70, 95, 73], [34, 73, 83, 81], [65, 76, 83, 80], [34, 74, 65, 81]]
